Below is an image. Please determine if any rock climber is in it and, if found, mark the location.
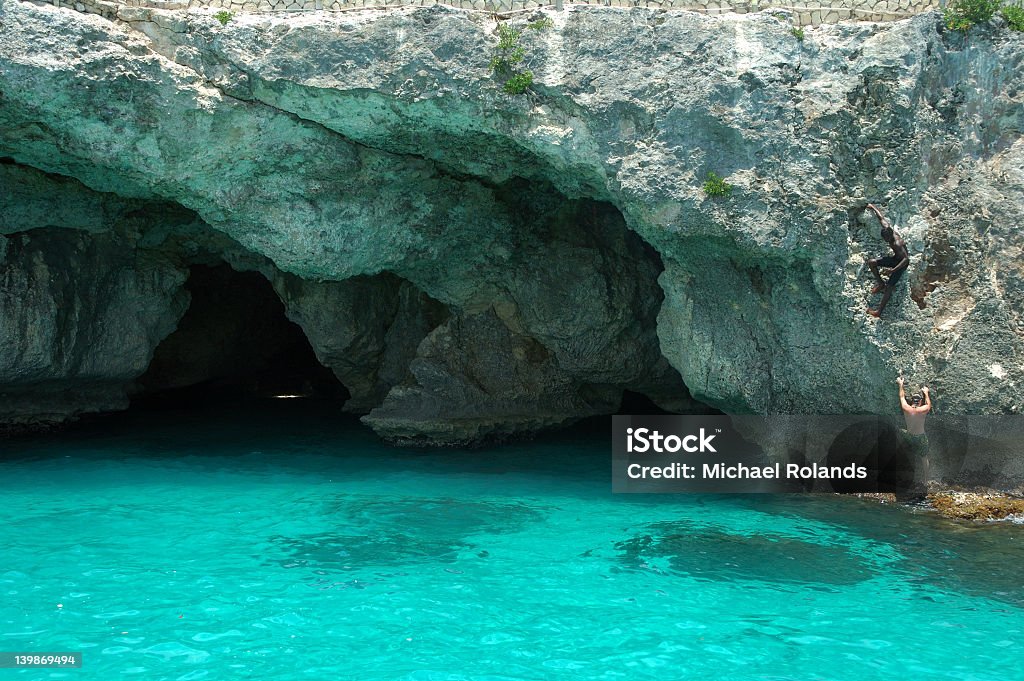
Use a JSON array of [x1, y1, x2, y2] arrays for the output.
[[898, 375, 931, 490], [864, 203, 909, 318]]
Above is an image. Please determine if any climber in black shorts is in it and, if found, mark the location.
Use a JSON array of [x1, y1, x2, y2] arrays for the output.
[[864, 203, 909, 318]]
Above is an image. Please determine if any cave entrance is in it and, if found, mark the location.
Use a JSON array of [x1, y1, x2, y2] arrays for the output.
[[134, 264, 347, 408]]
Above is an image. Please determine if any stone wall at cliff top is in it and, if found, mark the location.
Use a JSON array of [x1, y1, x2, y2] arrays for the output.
[[1, 2, 1023, 455], [33, 0, 944, 28]]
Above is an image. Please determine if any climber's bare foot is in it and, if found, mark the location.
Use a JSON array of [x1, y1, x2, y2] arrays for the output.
[[871, 283, 885, 295], [866, 307, 881, 318]]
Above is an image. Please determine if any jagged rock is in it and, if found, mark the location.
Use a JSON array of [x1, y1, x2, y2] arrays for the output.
[[929, 489, 1024, 521], [363, 308, 621, 444], [271, 272, 448, 413]]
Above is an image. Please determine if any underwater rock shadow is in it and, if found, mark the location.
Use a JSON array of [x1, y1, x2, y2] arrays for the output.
[[265, 496, 548, 573], [614, 519, 875, 587], [736, 495, 1024, 608]]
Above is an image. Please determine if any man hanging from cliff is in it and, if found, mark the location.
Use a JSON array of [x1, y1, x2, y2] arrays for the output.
[[898, 376, 931, 492], [864, 204, 909, 318]]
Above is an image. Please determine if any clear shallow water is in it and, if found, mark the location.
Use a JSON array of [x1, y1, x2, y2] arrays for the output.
[[2, 401, 1023, 681]]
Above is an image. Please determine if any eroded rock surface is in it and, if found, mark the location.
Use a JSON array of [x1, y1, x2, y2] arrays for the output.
[[271, 272, 448, 413], [1, 2, 1023, 450], [0, 227, 187, 430]]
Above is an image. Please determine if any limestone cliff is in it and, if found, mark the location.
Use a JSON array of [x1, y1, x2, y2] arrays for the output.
[[1, 1, 1022, 448]]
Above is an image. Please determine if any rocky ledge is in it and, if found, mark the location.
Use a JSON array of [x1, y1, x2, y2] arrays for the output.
[[1, 3, 1023, 470], [928, 488, 1024, 521]]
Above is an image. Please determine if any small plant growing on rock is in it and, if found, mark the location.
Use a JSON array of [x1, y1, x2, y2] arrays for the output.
[[503, 71, 534, 95], [1002, 3, 1024, 31], [791, 26, 805, 41], [214, 10, 233, 26], [490, 24, 525, 73], [702, 172, 733, 198], [943, 0, 999, 31], [490, 18, 551, 96]]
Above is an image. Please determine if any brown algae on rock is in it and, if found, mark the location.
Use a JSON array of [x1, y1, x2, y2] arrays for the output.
[[928, 489, 1024, 521]]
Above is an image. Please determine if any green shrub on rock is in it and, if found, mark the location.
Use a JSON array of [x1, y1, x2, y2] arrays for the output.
[[703, 172, 733, 198], [1003, 3, 1024, 31], [490, 18, 551, 96], [490, 25, 525, 74], [503, 71, 534, 95], [214, 10, 233, 26], [943, 0, 999, 31]]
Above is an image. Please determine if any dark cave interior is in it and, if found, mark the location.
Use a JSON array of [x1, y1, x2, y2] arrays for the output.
[[133, 264, 347, 409]]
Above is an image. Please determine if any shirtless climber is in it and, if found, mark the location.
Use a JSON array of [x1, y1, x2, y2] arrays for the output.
[[864, 204, 910, 318], [898, 376, 931, 489]]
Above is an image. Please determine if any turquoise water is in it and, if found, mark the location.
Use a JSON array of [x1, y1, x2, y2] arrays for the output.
[[2, 401, 1023, 681]]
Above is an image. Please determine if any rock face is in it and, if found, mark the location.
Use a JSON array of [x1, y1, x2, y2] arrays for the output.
[[1, 3, 1023, 457], [270, 271, 449, 413], [0, 226, 187, 430]]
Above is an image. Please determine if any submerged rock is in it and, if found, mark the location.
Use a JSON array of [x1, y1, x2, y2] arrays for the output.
[[1, 3, 1023, 463]]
